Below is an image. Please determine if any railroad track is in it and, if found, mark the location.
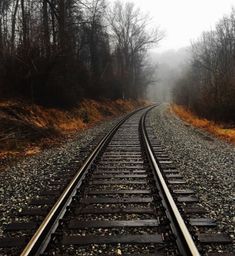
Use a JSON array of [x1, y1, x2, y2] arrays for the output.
[[0, 106, 232, 256]]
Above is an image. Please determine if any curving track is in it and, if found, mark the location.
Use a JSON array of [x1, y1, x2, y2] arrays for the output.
[[0, 106, 232, 256]]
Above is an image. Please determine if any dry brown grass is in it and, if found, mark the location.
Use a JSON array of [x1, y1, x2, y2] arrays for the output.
[[0, 99, 149, 160], [171, 104, 235, 144]]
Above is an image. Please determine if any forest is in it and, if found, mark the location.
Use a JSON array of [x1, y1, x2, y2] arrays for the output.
[[1, 0, 234, 124], [0, 0, 162, 107], [173, 8, 235, 123]]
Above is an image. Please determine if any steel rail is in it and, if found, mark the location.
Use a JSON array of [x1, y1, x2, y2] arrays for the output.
[[140, 106, 200, 256], [20, 107, 147, 256]]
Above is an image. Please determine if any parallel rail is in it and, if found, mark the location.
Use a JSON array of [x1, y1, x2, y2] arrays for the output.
[[140, 107, 200, 256], [20, 106, 200, 256], [20, 108, 144, 256], [0, 105, 231, 256]]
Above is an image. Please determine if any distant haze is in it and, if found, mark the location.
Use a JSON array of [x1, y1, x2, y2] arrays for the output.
[[147, 48, 191, 101], [109, 0, 234, 102], [109, 0, 234, 52]]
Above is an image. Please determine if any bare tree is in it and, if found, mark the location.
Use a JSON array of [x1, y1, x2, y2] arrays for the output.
[[108, 1, 163, 99], [173, 8, 235, 122], [0, 0, 163, 106]]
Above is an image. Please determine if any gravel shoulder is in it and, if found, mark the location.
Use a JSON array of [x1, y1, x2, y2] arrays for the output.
[[149, 104, 235, 239], [0, 116, 121, 236]]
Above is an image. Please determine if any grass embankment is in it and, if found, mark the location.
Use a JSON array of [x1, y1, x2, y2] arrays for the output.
[[0, 99, 148, 160], [171, 104, 235, 144]]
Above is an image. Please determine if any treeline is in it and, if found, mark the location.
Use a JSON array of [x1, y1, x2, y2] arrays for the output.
[[173, 8, 235, 122], [0, 0, 162, 107]]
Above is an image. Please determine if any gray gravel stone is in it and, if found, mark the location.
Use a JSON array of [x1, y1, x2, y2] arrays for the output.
[[0, 117, 121, 236], [149, 103, 235, 240]]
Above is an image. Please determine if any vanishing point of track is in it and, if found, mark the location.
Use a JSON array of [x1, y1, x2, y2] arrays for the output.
[[20, 106, 199, 256], [1, 106, 232, 255]]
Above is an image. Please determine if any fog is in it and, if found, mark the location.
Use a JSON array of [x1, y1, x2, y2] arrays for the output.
[[147, 48, 191, 102], [109, 0, 235, 52]]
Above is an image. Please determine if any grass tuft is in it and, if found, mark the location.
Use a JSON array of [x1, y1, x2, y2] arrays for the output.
[[171, 104, 235, 144], [0, 99, 149, 161]]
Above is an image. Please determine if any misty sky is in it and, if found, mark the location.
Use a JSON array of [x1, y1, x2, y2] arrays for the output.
[[110, 0, 235, 52]]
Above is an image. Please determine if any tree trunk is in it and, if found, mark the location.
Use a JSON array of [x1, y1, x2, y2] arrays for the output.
[[58, 0, 66, 54], [0, 17, 2, 56], [50, 0, 56, 47], [21, 0, 27, 47], [43, 0, 50, 56], [11, 0, 19, 53]]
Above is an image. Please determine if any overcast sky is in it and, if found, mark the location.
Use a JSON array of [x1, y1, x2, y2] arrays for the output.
[[110, 0, 235, 52]]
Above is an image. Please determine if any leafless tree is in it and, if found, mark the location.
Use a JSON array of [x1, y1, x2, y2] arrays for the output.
[[0, 0, 163, 106], [108, 0, 163, 99], [173, 8, 235, 122]]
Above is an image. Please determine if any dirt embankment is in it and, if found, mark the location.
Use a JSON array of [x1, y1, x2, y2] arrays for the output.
[[171, 104, 235, 143], [0, 99, 148, 163]]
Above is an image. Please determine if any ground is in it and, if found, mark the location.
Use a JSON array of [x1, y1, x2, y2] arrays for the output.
[[0, 117, 120, 236], [149, 103, 234, 240], [0, 103, 234, 248]]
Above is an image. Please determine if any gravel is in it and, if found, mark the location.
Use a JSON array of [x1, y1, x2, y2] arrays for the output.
[[1, 105, 234, 254], [0, 117, 121, 236], [148, 103, 235, 240]]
